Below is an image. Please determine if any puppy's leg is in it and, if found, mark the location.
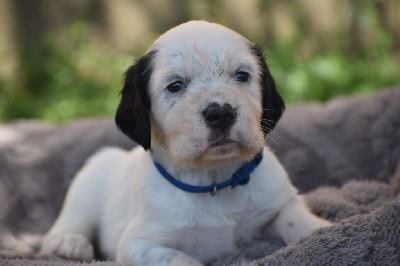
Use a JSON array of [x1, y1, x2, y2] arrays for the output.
[[40, 196, 95, 261], [116, 238, 203, 266], [40, 170, 99, 261], [268, 195, 332, 245], [41, 233, 94, 262]]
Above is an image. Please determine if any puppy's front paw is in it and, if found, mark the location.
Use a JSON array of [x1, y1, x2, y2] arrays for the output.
[[43, 234, 94, 262]]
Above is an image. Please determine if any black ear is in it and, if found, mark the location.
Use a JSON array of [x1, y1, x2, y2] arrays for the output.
[[250, 45, 285, 136], [115, 50, 156, 150]]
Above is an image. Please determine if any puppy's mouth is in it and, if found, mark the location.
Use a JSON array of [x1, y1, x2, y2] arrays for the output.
[[209, 138, 234, 148], [207, 134, 239, 155], [200, 133, 256, 165]]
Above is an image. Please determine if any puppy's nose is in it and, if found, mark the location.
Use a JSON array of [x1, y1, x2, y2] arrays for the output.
[[203, 103, 236, 130]]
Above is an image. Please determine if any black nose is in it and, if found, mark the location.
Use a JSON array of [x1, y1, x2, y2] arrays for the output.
[[203, 103, 236, 130]]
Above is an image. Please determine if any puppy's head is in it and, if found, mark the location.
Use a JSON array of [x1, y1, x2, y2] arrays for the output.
[[116, 21, 284, 167]]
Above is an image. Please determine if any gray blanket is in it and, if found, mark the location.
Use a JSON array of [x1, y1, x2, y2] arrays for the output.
[[0, 88, 399, 265]]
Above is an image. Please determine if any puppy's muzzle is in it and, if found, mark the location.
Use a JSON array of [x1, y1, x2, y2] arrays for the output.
[[203, 102, 236, 131]]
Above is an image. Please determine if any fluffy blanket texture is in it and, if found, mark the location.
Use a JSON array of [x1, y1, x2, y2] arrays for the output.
[[0, 88, 399, 265]]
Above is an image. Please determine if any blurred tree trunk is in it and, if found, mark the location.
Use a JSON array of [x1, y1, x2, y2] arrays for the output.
[[11, 0, 102, 45], [0, 0, 18, 82], [258, 0, 276, 48], [376, 0, 400, 50], [347, 0, 363, 56], [138, 0, 191, 33], [8, 0, 105, 98]]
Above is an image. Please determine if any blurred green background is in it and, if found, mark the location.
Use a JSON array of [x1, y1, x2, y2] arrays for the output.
[[0, 0, 399, 123]]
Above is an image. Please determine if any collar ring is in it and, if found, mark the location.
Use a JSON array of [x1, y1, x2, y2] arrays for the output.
[[210, 182, 217, 196]]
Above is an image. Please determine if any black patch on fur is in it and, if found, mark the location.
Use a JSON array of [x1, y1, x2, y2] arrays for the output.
[[115, 50, 156, 150], [250, 44, 285, 135]]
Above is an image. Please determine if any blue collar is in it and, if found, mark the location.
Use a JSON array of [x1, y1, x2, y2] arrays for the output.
[[153, 150, 263, 195]]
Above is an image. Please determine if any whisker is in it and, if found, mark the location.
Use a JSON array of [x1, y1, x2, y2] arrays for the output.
[[260, 125, 281, 145], [264, 127, 281, 142], [264, 133, 279, 145], [260, 119, 278, 126], [261, 108, 281, 112]]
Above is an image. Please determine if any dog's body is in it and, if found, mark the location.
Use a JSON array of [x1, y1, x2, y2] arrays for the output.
[[41, 21, 331, 265]]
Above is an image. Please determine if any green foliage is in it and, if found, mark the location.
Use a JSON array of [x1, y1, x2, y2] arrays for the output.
[[0, 21, 399, 123], [0, 23, 131, 123], [267, 41, 399, 103]]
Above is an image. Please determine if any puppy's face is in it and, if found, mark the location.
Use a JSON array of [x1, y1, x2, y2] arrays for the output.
[[116, 21, 284, 167]]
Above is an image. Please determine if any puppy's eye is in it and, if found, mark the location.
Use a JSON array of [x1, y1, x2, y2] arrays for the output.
[[166, 81, 186, 93], [234, 72, 249, 82]]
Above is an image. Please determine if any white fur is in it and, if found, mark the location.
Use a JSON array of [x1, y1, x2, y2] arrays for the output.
[[41, 21, 331, 265]]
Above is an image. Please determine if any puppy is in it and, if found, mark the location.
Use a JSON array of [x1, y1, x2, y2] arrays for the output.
[[41, 21, 331, 265]]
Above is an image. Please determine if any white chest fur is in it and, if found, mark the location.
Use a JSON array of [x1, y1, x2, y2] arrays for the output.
[[101, 147, 297, 263], [41, 146, 330, 265], [167, 205, 281, 262]]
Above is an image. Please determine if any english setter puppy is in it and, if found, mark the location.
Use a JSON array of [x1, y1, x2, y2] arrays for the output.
[[41, 21, 331, 265]]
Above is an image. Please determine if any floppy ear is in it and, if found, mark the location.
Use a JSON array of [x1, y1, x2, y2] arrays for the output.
[[250, 45, 285, 135], [115, 50, 156, 150]]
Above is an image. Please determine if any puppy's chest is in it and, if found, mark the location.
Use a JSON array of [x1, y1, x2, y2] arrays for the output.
[[167, 205, 271, 262], [171, 223, 235, 262]]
